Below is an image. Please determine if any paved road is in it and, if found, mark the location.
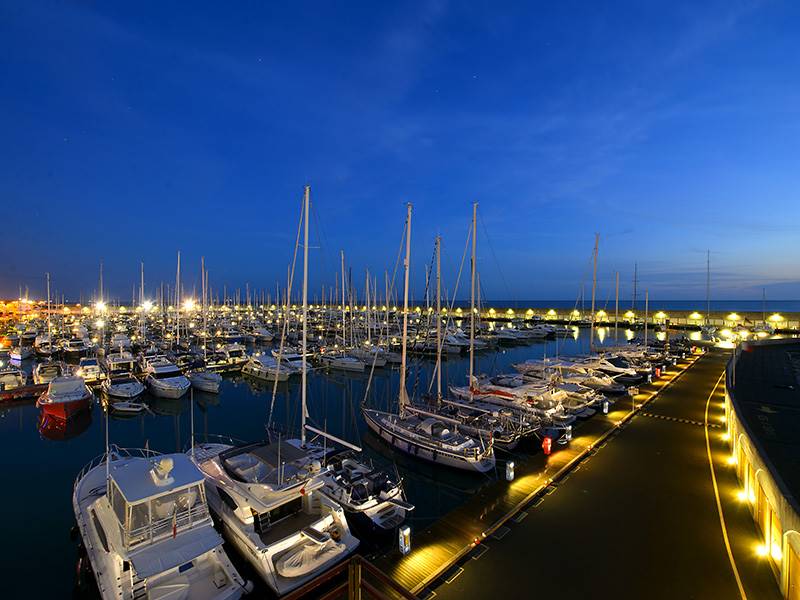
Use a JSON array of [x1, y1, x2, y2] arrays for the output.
[[432, 351, 781, 600]]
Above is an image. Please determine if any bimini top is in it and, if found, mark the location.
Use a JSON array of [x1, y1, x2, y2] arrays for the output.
[[728, 339, 800, 514], [111, 453, 204, 503]]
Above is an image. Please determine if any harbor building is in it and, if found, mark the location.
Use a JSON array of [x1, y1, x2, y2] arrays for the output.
[[726, 339, 800, 600]]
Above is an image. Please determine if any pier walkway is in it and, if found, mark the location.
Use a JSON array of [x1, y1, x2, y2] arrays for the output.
[[376, 351, 724, 595], [428, 351, 781, 599]]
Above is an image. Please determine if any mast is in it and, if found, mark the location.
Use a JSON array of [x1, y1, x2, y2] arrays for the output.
[[46, 272, 51, 336], [614, 271, 619, 341], [399, 203, 412, 412], [366, 270, 371, 345], [201, 257, 207, 360], [436, 236, 442, 400], [644, 289, 649, 351], [705, 250, 711, 325], [140, 262, 146, 341], [589, 233, 599, 350], [301, 185, 310, 445], [469, 202, 477, 393], [176, 251, 181, 347], [341, 251, 346, 348], [632, 262, 638, 310]]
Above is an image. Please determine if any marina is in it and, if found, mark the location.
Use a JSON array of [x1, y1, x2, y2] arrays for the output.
[[5, 3, 800, 598]]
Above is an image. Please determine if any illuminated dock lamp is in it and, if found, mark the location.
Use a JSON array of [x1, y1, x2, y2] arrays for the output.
[[142, 300, 154, 312], [602, 400, 609, 415], [505, 460, 515, 481], [689, 311, 703, 321], [624, 310, 635, 321], [95, 301, 107, 313], [727, 313, 740, 322], [542, 437, 552, 456], [565, 425, 573, 442], [398, 525, 412, 555], [547, 309, 557, 317]]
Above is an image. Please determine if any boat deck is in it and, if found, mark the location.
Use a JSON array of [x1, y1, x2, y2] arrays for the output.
[[373, 352, 703, 594]]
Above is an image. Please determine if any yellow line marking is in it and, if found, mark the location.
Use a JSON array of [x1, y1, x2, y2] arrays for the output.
[[704, 369, 747, 600]]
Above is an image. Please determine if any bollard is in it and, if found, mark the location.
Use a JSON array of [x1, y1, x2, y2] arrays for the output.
[[505, 460, 515, 481], [655, 367, 661, 378], [565, 425, 573, 442], [542, 437, 552, 455], [398, 525, 411, 555], [602, 400, 609, 414]]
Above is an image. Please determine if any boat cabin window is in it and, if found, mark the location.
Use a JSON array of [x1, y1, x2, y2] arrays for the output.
[[266, 496, 302, 526], [109, 481, 127, 525], [152, 369, 182, 380]]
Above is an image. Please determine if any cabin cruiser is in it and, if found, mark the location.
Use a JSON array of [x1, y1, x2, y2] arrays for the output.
[[9, 344, 33, 361], [269, 348, 311, 374], [0, 366, 26, 392], [242, 354, 293, 382], [62, 337, 90, 357], [303, 448, 413, 534], [220, 344, 248, 368], [73, 449, 250, 600], [109, 332, 132, 349], [37, 375, 93, 420], [76, 357, 105, 384], [188, 369, 223, 393], [33, 360, 64, 385], [145, 358, 191, 398], [514, 359, 628, 395], [34, 333, 56, 357], [362, 408, 496, 472], [102, 372, 146, 400], [317, 352, 365, 372], [349, 346, 388, 367], [190, 440, 359, 596], [104, 349, 138, 375]]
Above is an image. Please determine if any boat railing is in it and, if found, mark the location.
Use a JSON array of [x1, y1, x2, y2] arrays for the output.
[[126, 502, 209, 550], [74, 445, 161, 490]]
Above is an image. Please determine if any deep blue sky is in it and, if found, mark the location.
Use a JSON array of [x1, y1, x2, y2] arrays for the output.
[[2, 1, 799, 303]]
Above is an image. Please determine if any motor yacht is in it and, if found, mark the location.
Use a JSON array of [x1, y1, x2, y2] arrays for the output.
[[73, 448, 250, 600], [145, 358, 191, 398], [190, 440, 359, 596], [102, 372, 146, 400]]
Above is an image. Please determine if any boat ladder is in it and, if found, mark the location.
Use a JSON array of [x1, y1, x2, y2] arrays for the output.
[[130, 571, 148, 600]]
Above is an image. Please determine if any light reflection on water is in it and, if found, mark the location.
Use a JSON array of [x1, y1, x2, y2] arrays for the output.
[[0, 326, 639, 597]]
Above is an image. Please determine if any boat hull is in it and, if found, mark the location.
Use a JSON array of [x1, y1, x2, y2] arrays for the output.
[[37, 396, 91, 420]]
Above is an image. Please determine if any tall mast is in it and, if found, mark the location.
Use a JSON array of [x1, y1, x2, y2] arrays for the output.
[[705, 250, 711, 325], [99, 260, 104, 304], [399, 203, 412, 411], [201, 257, 207, 360], [632, 262, 638, 310], [176, 251, 181, 347], [614, 271, 619, 341], [644, 289, 649, 351], [590, 233, 599, 350], [341, 251, 346, 348], [46, 272, 51, 336], [301, 186, 310, 445], [365, 270, 371, 345], [469, 203, 477, 392], [435, 235, 442, 400], [140, 262, 146, 341]]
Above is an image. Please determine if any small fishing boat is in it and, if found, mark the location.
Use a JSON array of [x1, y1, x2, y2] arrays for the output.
[[102, 372, 145, 399], [188, 369, 223, 393]]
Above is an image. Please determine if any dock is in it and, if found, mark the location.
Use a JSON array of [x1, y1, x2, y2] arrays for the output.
[[375, 351, 705, 594]]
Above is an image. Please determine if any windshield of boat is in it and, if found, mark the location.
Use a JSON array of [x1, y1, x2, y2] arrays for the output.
[[152, 369, 182, 379]]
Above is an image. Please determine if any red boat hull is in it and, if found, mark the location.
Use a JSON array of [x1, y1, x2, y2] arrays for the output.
[[37, 396, 91, 420]]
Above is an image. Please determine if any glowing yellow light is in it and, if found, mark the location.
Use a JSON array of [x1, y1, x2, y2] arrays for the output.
[[721, 432, 730, 441], [571, 309, 580, 317], [726, 455, 736, 465], [547, 309, 556, 317], [489, 308, 496, 315], [728, 312, 740, 321], [654, 311, 666, 320], [95, 301, 107, 312], [597, 310, 607, 318], [624, 311, 635, 319], [526, 309, 534, 316], [720, 329, 732, 338], [737, 490, 748, 502], [183, 299, 196, 311], [506, 309, 515, 316], [95, 319, 105, 328], [755, 544, 769, 557], [142, 300, 154, 311], [689, 312, 702, 320], [771, 544, 782, 561]]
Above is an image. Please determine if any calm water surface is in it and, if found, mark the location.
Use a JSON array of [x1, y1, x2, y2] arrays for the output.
[[1, 328, 630, 598]]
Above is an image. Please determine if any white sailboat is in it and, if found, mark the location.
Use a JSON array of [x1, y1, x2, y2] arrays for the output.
[[362, 203, 495, 473]]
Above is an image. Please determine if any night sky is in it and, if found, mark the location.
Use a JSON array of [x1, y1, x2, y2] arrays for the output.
[[2, 1, 799, 302]]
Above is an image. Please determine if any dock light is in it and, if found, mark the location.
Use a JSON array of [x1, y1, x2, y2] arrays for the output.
[[624, 310, 635, 319], [95, 319, 105, 328], [756, 544, 769, 557], [769, 313, 783, 323], [737, 490, 748, 502], [506, 461, 515, 481], [689, 312, 703, 320], [542, 437, 553, 455], [399, 525, 412, 555], [602, 400, 609, 415], [142, 300, 153, 312], [565, 425, 573, 442], [721, 432, 730, 441], [655, 367, 661, 378], [547, 309, 557, 317], [726, 455, 737, 466]]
